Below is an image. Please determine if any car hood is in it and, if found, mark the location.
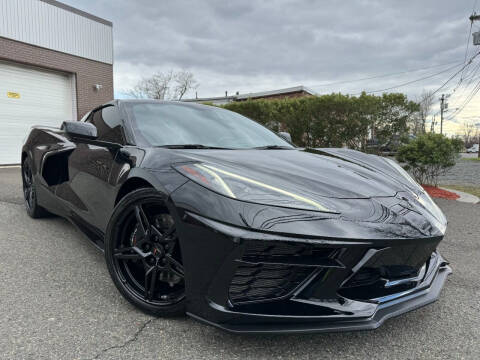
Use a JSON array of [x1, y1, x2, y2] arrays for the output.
[[164, 147, 420, 200]]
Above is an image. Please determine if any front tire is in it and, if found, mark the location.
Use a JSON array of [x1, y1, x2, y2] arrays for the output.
[[105, 188, 186, 316], [22, 157, 49, 218]]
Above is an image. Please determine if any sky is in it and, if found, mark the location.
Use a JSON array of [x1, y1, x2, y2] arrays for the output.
[[64, 0, 480, 136]]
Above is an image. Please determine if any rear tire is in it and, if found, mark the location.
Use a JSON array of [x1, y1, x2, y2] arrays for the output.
[[22, 156, 49, 218], [105, 188, 186, 316]]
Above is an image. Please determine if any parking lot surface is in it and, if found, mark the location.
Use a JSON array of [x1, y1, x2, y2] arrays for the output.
[[0, 167, 479, 359], [439, 157, 480, 186]]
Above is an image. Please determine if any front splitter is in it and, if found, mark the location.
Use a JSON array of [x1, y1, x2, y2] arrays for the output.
[[187, 264, 452, 334]]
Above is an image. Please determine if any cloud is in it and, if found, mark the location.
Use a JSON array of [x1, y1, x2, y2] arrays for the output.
[[65, 0, 479, 132]]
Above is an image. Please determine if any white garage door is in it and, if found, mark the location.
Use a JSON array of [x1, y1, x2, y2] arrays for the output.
[[0, 61, 76, 164]]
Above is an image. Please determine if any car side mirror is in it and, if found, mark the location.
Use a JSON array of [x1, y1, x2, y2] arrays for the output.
[[278, 131, 292, 143], [61, 121, 97, 140]]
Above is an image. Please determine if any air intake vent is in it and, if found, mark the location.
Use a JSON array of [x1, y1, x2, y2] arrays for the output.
[[228, 240, 342, 305], [244, 241, 334, 258], [240, 240, 341, 267], [229, 263, 313, 304]]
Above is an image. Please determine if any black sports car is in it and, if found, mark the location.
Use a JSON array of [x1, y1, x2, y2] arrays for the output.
[[21, 100, 451, 333]]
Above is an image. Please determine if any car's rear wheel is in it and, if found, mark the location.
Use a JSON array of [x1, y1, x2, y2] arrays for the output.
[[22, 156, 49, 218], [105, 188, 186, 316]]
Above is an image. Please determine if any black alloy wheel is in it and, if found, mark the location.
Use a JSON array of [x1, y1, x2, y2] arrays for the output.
[[22, 157, 48, 218], [105, 188, 186, 316]]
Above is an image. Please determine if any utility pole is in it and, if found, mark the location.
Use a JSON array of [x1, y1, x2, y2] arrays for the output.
[[469, 13, 480, 157], [439, 94, 451, 135], [440, 94, 445, 135]]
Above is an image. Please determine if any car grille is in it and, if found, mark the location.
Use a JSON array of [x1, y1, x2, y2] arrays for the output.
[[240, 240, 339, 267], [228, 240, 336, 305], [338, 245, 437, 300], [229, 263, 313, 304]]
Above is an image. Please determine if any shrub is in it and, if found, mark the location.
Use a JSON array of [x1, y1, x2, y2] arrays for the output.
[[221, 93, 419, 150], [396, 133, 463, 186]]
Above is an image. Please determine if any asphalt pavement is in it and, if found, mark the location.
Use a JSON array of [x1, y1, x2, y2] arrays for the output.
[[439, 157, 480, 186], [0, 167, 479, 360]]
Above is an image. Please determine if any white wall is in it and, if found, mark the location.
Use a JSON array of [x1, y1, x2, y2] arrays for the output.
[[0, 0, 113, 64]]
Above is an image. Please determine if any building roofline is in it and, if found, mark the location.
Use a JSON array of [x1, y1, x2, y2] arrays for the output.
[[182, 95, 238, 102], [182, 85, 317, 103], [236, 85, 316, 99], [39, 0, 112, 26]]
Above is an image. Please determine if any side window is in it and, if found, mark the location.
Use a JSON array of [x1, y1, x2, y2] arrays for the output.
[[90, 106, 125, 144]]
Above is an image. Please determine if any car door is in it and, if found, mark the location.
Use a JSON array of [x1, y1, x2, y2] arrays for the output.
[[65, 105, 127, 233]]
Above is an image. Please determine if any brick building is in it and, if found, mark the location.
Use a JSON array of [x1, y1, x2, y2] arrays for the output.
[[0, 0, 113, 164]]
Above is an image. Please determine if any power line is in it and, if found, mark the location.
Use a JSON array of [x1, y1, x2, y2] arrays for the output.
[[451, 55, 479, 94], [348, 51, 480, 98], [308, 60, 463, 88], [446, 77, 480, 119], [455, 3, 477, 92], [454, 22, 474, 90], [454, 59, 480, 96], [463, 56, 480, 81], [430, 50, 480, 97], [350, 62, 464, 95], [446, 80, 480, 119], [445, 56, 480, 119]]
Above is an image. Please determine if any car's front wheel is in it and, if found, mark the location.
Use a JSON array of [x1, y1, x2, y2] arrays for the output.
[[105, 188, 186, 316], [22, 156, 49, 218]]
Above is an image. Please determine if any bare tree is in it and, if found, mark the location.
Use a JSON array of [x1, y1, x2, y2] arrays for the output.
[[173, 70, 198, 100], [125, 70, 173, 100], [417, 90, 434, 134], [463, 121, 475, 147], [125, 70, 198, 100]]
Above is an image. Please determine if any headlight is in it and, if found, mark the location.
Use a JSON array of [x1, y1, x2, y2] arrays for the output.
[[173, 163, 337, 213]]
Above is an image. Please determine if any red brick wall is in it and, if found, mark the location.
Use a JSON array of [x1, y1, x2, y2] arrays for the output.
[[0, 36, 113, 119]]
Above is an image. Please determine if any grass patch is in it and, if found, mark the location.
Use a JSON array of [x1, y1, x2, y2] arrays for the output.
[[461, 157, 480, 161], [440, 185, 480, 198]]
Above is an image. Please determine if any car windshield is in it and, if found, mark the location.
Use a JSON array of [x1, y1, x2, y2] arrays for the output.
[[123, 102, 294, 149]]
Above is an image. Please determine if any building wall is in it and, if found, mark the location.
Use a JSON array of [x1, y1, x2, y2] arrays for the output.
[[0, 36, 113, 119], [0, 0, 113, 64]]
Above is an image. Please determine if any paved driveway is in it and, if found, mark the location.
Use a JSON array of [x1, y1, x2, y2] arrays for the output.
[[1, 167, 479, 360]]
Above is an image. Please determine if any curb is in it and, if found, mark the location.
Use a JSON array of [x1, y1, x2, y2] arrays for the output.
[[439, 187, 480, 204]]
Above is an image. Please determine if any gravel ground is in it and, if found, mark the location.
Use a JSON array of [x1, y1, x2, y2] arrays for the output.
[[1, 168, 479, 359]]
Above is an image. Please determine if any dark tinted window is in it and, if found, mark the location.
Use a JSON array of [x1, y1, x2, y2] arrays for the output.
[[90, 106, 125, 144]]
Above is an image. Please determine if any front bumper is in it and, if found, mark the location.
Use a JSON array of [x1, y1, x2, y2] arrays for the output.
[[190, 252, 451, 334], [172, 203, 450, 334]]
